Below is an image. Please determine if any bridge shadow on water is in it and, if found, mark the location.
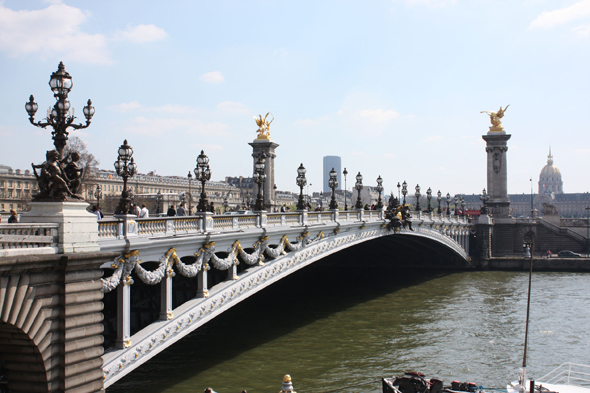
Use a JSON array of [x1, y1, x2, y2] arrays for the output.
[[107, 238, 469, 392]]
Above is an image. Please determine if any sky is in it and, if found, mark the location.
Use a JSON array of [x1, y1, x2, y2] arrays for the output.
[[1, 0, 589, 196]]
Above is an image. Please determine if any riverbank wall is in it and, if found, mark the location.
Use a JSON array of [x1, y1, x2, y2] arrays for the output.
[[480, 256, 590, 271]]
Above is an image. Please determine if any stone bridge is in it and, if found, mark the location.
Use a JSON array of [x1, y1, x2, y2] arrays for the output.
[[0, 206, 471, 392]]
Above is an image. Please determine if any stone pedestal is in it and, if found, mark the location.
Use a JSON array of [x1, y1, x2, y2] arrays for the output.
[[482, 130, 512, 220], [249, 139, 279, 211], [20, 201, 100, 254]]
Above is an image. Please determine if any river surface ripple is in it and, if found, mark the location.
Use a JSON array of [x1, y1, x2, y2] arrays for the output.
[[108, 268, 590, 393]]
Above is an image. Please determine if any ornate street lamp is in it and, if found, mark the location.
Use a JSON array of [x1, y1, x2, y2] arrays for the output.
[[454, 195, 459, 216], [253, 153, 267, 211], [426, 187, 432, 212], [26, 62, 95, 201], [446, 193, 451, 215], [397, 182, 401, 202], [480, 188, 489, 214], [355, 172, 363, 209], [187, 171, 193, 214], [296, 164, 307, 210], [156, 190, 163, 215], [223, 193, 230, 212], [113, 140, 137, 215], [415, 184, 421, 211], [94, 185, 103, 210], [461, 196, 466, 217], [194, 150, 211, 212], [26, 62, 95, 159], [329, 168, 338, 210], [376, 175, 384, 209], [402, 181, 408, 205], [437, 190, 442, 214], [343, 168, 348, 211]]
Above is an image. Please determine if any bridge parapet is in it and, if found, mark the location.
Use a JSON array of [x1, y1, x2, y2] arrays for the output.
[[0, 223, 60, 257]]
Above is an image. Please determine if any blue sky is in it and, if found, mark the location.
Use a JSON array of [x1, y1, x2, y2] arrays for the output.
[[1, 0, 589, 196]]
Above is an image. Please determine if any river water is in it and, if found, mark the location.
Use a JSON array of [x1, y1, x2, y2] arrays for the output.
[[108, 266, 590, 393]]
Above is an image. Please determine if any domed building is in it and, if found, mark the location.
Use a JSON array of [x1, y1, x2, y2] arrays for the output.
[[538, 148, 563, 194]]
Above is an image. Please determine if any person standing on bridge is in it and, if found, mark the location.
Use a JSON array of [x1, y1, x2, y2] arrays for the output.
[[177, 204, 186, 216], [167, 205, 176, 217], [139, 203, 149, 218]]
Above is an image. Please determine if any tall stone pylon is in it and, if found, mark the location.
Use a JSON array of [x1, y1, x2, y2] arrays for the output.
[[481, 106, 512, 220], [249, 113, 279, 211]]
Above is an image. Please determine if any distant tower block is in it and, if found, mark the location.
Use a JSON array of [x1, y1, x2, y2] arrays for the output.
[[482, 119, 512, 220], [250, 113, 279, 211]]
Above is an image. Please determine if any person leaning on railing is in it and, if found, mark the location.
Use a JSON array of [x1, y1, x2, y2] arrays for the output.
[[8, 209, 18, 223]]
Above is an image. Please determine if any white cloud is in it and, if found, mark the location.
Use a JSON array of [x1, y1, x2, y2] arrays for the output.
[[398, 0, 457, 7], [0, 3, 112, 64], [572, 23, 590, 37], [529, 0, 590, 29], [151, 104, 197, 114], [423, 135, 444, 143], [216, 101, 249, 115], [114, 24, 168, 43], [293, 115, 330, 127], [357, 109, 399, 123], [124, 116, 231, 137], [199, 71, 225, 84], [109, 101, 142, 112]]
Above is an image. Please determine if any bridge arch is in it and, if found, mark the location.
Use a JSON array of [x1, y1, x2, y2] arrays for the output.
[[102, 220, 471, 387]]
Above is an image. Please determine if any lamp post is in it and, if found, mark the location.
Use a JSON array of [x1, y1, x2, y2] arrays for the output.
[[329, 168, 338, 210], [454, 195, 459, 216], [446, 193, 451, 215], [414, 184, 421, 211], [586, 206, 590, 254], [461, 197, 466, 217], [296, 163, 307, 210], [401, 181, 408, 205], [156, 190, 163, 215], [397, 182, 401, 202], [223, 193, 229, 212], [26, 62, 96, 201], [94, 185, 103, 210], [437, 190, 442, 214], [253, 153, 267, 211], [480, 188, 489, 214], [195, 150, 211, 212], [25, 62, 95, 160], [343, 168, 348, 211], [376, 176, 384, 209], [426, 187, 432, 212], [187, 171, 193, 214], [355, 172, 363, 209], [113, 140, 137, 215]]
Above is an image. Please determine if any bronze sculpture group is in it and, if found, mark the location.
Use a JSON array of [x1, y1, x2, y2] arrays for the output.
[[32, 150, 84, 201]]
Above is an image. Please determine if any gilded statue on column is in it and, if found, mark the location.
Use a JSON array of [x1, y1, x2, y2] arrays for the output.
[[481, 105, 509, 131], [254, 112, 273, 140]]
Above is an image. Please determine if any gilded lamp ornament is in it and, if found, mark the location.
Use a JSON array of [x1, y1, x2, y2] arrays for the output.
[[27, 62, 95, 201]]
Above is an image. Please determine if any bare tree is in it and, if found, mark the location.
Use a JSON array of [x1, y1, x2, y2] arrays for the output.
[[62, 136, 100, 199]]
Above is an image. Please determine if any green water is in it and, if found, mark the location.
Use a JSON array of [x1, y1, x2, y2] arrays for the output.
[[107, 267, 590, 393]]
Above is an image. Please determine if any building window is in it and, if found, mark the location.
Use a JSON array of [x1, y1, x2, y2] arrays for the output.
[[17, 182, 21, 188], [8, 190, 12, 198], [8, 181, 12, 187]]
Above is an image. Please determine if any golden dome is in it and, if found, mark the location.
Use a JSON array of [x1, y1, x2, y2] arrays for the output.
[[540, 148, 561, 177]]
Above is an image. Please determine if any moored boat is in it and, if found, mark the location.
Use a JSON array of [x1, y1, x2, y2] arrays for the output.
[[383, 371, 479, 393], [507, 363, 590, 393]]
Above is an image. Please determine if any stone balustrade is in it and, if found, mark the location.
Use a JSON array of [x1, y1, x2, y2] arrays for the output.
[[0, 223, 59, 257]]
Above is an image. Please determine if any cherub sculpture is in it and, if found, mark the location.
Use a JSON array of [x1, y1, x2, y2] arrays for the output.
[[481, 105, 509, 129], [254, 112, 273, 140]]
